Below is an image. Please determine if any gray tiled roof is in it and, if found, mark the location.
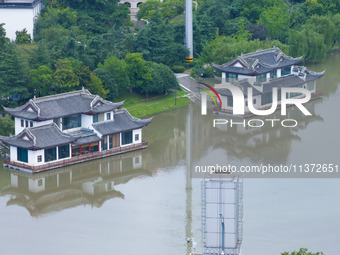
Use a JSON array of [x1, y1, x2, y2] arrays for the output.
[[0, 123, 75, 149], [4, 89, 124, 120], [216, 79, 262, 98], [215, 69, 324, 97], [262, 70, 324, 93], [213, 47, 302, 75], [70, 129, 101, 146], [92, 109, 152, 136]]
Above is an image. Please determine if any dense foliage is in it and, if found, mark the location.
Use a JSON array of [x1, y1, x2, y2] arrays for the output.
[[0, 0, 339, 116], [282, 248, 324, 255]]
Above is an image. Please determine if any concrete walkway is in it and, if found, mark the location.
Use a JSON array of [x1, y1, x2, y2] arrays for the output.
[[175, 74, 202, 102]]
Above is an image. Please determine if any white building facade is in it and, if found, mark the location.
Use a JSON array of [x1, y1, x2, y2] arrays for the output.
[[0, 0, 42, 41], [1, 89, 152, 173]]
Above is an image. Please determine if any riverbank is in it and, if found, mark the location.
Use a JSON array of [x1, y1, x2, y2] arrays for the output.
[[116, 90, 190, 118]]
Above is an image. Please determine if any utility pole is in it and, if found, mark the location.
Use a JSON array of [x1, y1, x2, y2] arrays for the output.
[[185, 0, 193, 64]]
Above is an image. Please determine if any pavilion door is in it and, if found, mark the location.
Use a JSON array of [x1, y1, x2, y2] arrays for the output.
[[109, 133, 120, 149], [112, 133, 120, 147]]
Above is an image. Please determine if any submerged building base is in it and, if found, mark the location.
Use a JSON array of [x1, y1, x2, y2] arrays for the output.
[[213, 91, 323, 118], [3, 141, 148, 173]]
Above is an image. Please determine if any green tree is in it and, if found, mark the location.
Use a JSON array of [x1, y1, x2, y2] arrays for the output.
[[28, 65, 53, 97], [125, 53, 152, 92], [282, 248, 324, 255], [303, 0, 325, 16], [199, 34, 288, 65], [138, 62, 176, 96], [247, 24, 268, 41], [73, 64, 108, 98], [289, 3, 307, 30], [137, 0, 184, 20], [233, 19, 252, 42], [0, 23, 9, 50], [196, 0, 244, 36], [0, 115, 14, 136], [332, 14, 340, 51], [94, 67, 119, 99], [34, 7, 78, 39], [305, 29, 327, 63], [29, 42, 52, 69], [53, 59, 79, 92], [258, 4, 290, 42], [135, 12, 185, 66], [0, 43, 29, 107], [15, 29, 32, 45], [87, 73, 108, 98], [241, 0, 284, 23], [96, 56, 130, 95], [137, 0, 162, 20], [305, 15, 335, 51]]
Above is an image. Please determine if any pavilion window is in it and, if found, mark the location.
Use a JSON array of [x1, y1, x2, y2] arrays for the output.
[[101, 136, 108, 151], [270, 70, 277, 79], [82, 144, 90, 154], [227, 96, 233, 107], [256, 74, 266, 83], [93, 114, 98, 123], [45, 147, 57, 162], [90, 142, 99, 153], [106, 112, 111, 120], [307, 81, 315, 91], [21, 119, 24, 127], [58, 144, 70, 159], [72, 146, 81, 157], [17, 147, 28, 163], [62, 114, 81, 130], [109, 135, 113, 149], [289, 85, 303, 98], [226, 73, 238, 83], [122, 131, 133, 145], [278, 89, 281, 101], [281, 67, 291, 76], [261, 92, 273, 106], [108, 134, 120, 148]]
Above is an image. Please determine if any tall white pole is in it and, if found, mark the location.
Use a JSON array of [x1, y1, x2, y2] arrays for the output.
[[185, 0, 193, 62]]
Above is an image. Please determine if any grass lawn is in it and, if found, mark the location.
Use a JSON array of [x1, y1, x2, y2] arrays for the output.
[[115, 90, 190, 118]]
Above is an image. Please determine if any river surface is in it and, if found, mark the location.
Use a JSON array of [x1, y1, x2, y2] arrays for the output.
[[1, 53, 340, 255]]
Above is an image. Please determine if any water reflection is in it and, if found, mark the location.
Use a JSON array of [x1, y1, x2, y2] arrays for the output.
[[0, 53, 339, 255], [183, 99, 324, 178], [0, 86, 328, 215], [0, 151, 151, 217]]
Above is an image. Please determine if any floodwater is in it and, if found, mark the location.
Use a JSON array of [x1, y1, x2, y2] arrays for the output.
[[1, 53, 340, 255]]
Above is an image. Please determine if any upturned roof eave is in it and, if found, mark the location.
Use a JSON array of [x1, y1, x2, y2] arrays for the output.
[[213, 59, 303, 76], [4, 107, 123, 121]]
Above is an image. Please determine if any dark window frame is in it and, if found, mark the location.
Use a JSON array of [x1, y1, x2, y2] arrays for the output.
[[45, 147, 57, 162], [17, 147, 28, 163], [58, 144, 70, 159], [93, 114, 98, 123], [122, 131, 133, 145]]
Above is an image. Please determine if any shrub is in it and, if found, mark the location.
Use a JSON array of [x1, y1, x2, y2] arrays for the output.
[[172, 65, 185, 73]]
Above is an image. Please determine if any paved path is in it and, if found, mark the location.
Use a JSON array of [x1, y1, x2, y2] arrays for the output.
[[175, 74, 202, 102]]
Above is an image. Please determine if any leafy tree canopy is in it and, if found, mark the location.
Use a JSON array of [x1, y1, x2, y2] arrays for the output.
[[282, 248, 324, 255]]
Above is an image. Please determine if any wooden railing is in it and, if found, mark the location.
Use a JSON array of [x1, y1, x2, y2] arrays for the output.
[[3, 141, 148, 173]]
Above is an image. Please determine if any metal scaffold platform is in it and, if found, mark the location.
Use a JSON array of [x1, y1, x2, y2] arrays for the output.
[[201, 177, 243, 255]]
